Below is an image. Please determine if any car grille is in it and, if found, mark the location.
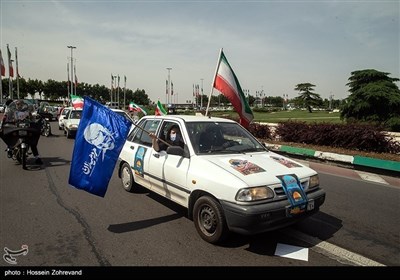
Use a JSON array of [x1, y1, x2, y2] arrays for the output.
[[273, 180, 308, 197]]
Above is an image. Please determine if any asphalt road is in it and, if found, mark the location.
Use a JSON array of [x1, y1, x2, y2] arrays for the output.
[[0, 121, 399, 271]]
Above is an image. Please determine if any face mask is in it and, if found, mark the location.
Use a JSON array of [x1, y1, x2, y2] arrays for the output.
[[170, 133, 177, 141]]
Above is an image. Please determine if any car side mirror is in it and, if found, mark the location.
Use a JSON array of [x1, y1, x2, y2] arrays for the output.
[[166, 145, 189, 158]]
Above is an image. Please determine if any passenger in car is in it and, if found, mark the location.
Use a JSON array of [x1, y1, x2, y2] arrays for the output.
[[149, 124, 184, 152]]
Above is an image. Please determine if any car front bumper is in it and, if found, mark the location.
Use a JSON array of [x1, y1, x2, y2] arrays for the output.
[[220, 189, 326, 235]]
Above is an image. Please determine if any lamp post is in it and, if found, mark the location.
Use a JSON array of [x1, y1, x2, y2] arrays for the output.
[[67, 46, 76, 103], [200, 78, 204, 109], [166, 67, 172, 104]]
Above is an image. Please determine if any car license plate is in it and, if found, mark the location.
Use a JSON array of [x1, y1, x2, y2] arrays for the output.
[[19, 130, 28, 136], [286, 200, 315, 217]]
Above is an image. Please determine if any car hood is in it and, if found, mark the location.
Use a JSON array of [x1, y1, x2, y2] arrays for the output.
[[203, 151, 316, 185], [66, 119, 80, 126]]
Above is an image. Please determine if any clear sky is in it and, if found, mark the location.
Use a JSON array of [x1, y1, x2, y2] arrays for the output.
[[1, 0, 399, 104]]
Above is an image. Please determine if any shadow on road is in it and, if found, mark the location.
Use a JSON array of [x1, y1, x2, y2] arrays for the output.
[[41, 156, 71, 168], [107, 213, 182, 233]]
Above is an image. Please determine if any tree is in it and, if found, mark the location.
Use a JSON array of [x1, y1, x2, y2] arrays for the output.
[[341, 69, 400, 126], [294, 83, 322, 112]]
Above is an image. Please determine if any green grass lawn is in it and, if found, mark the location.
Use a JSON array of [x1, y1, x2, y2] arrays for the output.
[[210, 109, 343, 124]]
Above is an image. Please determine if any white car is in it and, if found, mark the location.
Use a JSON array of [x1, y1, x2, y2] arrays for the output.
[[118, 115, 326, 244], [63, 109, 82, 138], [58, 107, 72, 130]]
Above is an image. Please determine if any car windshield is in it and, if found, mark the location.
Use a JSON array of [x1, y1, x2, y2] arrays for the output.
[[186, 121, 267, 155], [70, 111, 82, 119]]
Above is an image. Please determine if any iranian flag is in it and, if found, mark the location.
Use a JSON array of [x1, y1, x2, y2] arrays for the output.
[[71, 94, 84, 109], [129, 102, 147, 115], [212, 49, 253, 128], [0, 49, 5, 76], [7, 44, 13, 78], [155, 100, 167, 116]]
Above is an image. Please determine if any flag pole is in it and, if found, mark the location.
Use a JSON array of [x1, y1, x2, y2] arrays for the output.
[[74, 65, 77, 95], [15, 47, 20, 99], [67, 62, 70, 101], [123, 76, 126, 111], [206, 48, 222, 116]]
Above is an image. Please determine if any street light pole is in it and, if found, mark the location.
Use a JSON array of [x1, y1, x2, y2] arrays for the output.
[[200, 78, 204, 109], [166, 68, 172, 104], [67, 46, 76, 104]]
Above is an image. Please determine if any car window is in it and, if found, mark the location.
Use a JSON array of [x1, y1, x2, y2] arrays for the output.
[[159, 121, 183, 142], [62, 108, 70, 116], [70, 111, 82, 119], [130, 119, 161, 146], [186, 122, 266, 154]]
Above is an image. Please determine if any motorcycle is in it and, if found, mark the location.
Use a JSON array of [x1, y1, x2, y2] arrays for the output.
[[37, 115, 51, 137], [1, 120, 41, 170], [0, 100, 42, 170]]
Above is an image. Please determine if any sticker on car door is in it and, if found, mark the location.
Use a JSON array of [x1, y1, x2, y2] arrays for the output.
[[133, 146, 147, 177]]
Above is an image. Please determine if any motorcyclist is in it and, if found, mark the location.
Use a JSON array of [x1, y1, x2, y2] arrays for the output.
[[0, 99, 43, 165]]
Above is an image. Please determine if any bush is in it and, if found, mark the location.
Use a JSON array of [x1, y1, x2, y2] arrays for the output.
[[248, 123, 272, 140], [385, 117, 400, 132], [275, 121, 399, 154]]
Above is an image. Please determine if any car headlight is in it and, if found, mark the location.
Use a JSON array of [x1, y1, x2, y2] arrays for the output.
[[309, 174, 319, 190], [236, 186, 275, 202], [69, 124, 78, 129]]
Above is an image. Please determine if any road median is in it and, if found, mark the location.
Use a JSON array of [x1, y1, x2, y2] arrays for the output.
[[265, 143, 400, 173]]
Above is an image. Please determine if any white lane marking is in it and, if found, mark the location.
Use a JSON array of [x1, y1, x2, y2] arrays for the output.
[[355, 171, 389, 185], [281, 228, 385, 266]]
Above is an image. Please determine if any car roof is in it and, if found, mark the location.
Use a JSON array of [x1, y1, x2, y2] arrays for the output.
[[140, 115, 236, 124], [111, 108, 124, 112]]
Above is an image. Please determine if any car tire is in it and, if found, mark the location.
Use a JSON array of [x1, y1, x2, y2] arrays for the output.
[[120, 162, 139, 192], [193, 196, 228, 244]]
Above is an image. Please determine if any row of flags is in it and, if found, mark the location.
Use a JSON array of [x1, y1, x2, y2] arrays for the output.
[[0, 45, 16, 78], [71, 93, 164, 117], [69, 48, 253, 198]]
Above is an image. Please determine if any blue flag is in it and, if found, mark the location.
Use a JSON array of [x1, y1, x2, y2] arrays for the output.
[[68, 97, 131, 197]]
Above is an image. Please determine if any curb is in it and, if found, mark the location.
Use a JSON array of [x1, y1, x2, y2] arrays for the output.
[[264, 143, 400, 173]]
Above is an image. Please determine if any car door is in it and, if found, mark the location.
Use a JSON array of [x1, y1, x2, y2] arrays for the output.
[[147, 121, 191, 207], [120, 118, 161, 189]]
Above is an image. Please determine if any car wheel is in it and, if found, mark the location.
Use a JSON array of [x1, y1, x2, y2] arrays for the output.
[[193, 196, 228, 244], [120, 162, 139, 192]]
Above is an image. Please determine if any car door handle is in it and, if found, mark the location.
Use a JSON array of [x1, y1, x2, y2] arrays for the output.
[[153, 153, 160, 158]]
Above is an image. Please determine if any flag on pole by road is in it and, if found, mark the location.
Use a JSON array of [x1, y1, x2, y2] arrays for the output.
[[0, 49, 5, 76], [15, 47, 20, 78], [155, 100, 167, 116], [7, 44, 14, 78], [129, 102, 147, 115], [212, 49, 253, 128], [68, 97, 132, 197], [74, 65, 78, 86], [71, 94, 84, 109]]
